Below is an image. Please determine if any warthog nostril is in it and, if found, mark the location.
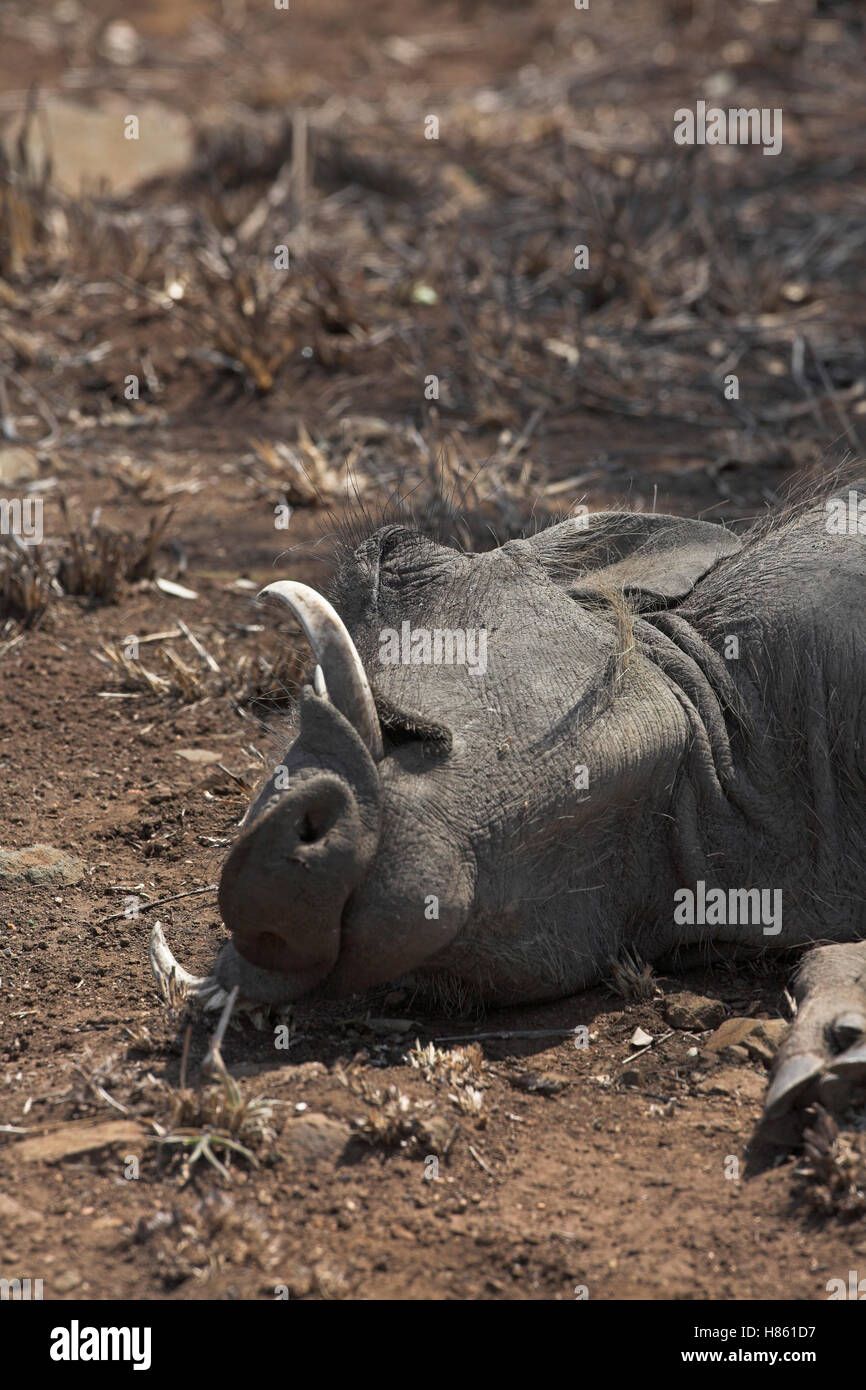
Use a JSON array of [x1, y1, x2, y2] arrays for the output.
[[294, 787, 343, 847]]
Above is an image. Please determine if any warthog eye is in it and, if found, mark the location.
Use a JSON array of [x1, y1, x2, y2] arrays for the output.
[[374, 692, 453, 758]]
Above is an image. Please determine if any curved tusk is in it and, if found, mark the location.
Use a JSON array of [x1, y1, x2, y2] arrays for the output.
[[259, 580, 383, 760], [149, 921, 229, 1012], [313, 663, 328, 698]]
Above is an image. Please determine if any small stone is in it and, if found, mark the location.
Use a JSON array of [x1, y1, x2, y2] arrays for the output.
[[282, 1113, 350, 1162], [99, 19, 141, 65], [662, 991, 727, 1031], [630, 1027, 653, 1048], [757, 1018, 789, 1050], [0, 97, 194, 197], [509, 1071, 569, 1096], [53, 0, 82, 22], [0, 1192, 41, 1227], [704, 1017, 761, 1053], [417, 1115, 455, 1151], [744, 1037, 775, 1066], [284, 1264, 313, 1298], [0, 845, 86, 888], [15, 1119, 144, 1163], [54, 1270, 82, 1293], [697, 1067, 765, 1101], [781, 282, 808, 304], [0, 446, 38, 485]]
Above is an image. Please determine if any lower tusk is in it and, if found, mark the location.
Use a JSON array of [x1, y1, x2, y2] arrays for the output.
[[149, 921, 229, 1011], [313, 664, 328, 698]]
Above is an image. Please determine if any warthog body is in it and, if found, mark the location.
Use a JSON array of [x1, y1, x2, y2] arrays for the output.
[[156, 480, 866, 1123]]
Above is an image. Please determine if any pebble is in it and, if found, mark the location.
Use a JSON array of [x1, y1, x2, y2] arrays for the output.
[[0, 845, 86, 887], [662, 991, 727, 1031]]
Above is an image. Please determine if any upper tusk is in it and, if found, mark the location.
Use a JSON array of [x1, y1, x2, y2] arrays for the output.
[[258, 580, 383, 760]]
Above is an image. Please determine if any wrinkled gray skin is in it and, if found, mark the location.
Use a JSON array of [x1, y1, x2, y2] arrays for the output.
[[216, 482, 866, 1125]]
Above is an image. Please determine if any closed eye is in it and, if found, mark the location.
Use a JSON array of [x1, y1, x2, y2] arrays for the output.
[[373, 692, 453, 757]]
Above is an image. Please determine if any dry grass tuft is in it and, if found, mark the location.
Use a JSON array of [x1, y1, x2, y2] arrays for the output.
[[231, 642, 307, 712], [155, 1071, 282, 1182], [57, 500, 174, 602], [608, 947, 660, 1002], [407, 1040, 485, 1088], [0, 98, 55, 280], [96, 642, 205, 701], [794, 1106, 866, 1219], [405, 1041, 486, 1117], [334, 1058, 450, 1151], [131, 1191, 279, 1290], [0, 536, 53, 626]]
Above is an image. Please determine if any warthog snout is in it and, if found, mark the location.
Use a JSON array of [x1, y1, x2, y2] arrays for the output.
[[218, 770, 370, 990]]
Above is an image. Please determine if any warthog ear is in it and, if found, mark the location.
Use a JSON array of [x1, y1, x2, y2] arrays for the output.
[[522, 511, 742, 607]]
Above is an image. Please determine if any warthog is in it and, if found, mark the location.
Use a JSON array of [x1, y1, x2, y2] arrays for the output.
[[153, 481, 866, 1126]]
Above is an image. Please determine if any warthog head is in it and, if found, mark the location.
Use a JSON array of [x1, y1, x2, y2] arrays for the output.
[[154, 512, 740, 1009]]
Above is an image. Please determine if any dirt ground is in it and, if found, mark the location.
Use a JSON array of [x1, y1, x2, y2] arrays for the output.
[[2, 0, 866, 1302]]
